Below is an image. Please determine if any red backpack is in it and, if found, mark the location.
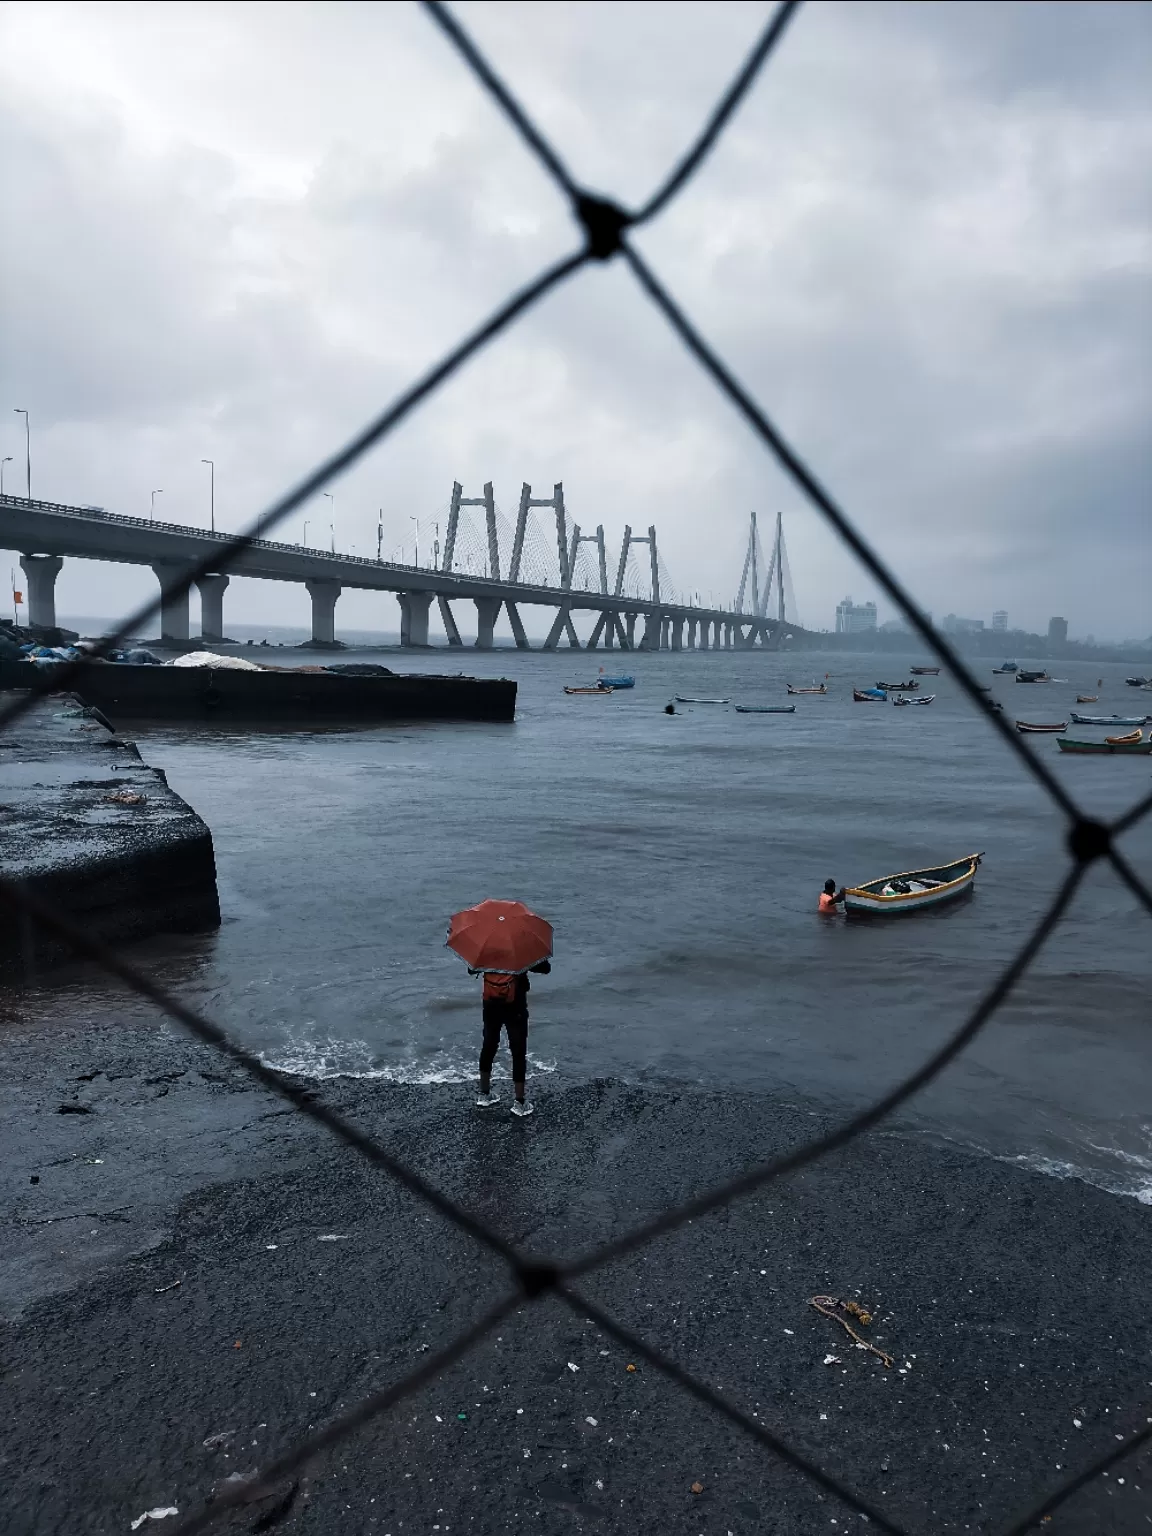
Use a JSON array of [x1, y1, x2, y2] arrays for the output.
[[482, 972, 518, 1003]]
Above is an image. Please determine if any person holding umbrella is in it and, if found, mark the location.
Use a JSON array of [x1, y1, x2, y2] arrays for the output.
[[446, 899, 553, 1118]]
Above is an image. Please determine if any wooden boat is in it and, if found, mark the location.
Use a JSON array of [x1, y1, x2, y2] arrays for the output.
[[993, 662, 1019, 673], [844, 854, 983, 915], [786, 683, 827, 695], [910, 666, 940, 675], [674, 695, 729, 704], [908, 694, 935, 705], [1057, 733, 1152, 754], [1076, 695, 1098, 704], [854, 688, 886, 701], [1069, 712, 1148, 727], [564, 684, 613, 695], [734, 703, 795, 713], [1016, 670, 1050, 683], [878, 679, 917, 691], [1015, 720, 1068, 734], [598, 674, 635, 688]]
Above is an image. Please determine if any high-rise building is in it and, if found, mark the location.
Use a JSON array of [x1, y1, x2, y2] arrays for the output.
[[835, 596, 878, 634], [942, 614, 984, 635], [992, 610, 1008, 633], [1048, 616, 1068, 644]]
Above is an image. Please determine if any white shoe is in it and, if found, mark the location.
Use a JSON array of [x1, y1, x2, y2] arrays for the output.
[[476, 1092, 500, 1108], [511, 1099, 535, 1118]]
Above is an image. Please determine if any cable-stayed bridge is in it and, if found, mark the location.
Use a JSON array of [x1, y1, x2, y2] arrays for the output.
[[2, 487, 804, 651]]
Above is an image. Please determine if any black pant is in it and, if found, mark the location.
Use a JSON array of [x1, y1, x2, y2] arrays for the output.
[[480, 1001, 529, 1083]]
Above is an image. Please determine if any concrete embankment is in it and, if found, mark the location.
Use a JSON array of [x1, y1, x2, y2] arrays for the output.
[[0, 659, 517, 725], [0, 690, 219, 975]]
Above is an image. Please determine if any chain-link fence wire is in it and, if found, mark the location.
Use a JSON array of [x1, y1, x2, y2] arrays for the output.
[[2, 1, 1150, 1530]]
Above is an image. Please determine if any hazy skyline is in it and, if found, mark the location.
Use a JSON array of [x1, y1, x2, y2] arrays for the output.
[[1, 1, 1149, 641]]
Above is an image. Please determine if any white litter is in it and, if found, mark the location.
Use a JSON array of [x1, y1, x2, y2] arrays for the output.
[[567, 1362, 579, 1372], [130, 1509, 178, 1530], [317, 1234, 348, 1241], [585, 1416, 598, 1426], [167, 651, 261, 670], [823, 1354, 840, 1366]]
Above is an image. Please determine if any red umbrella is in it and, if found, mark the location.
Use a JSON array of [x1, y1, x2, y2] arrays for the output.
[[446, 899, 553, 974]]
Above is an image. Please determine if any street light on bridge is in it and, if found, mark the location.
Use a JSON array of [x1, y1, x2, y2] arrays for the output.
[[13, 409, 29, 498], [0, 456, 11, 495], [410, 515, 420, 568], [200, 458, 215, 533], [323, 491, 335, 553], [150, 488, 163, 521]]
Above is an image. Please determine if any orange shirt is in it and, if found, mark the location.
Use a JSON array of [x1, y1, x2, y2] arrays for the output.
[[818, 892, 838, 913]]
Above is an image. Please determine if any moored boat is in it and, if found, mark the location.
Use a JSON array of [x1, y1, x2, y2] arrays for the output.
[[598, 673, 635, 688], [909, 666, 940, 675], [1069, 712, 1148, 727], [674, 695, 729, 704], [734, 704, 796, 713], [908, 694, 935, 705], [1106, 729, 1144, 745], [1016, 670, 1051, 683], [786, 683, 828, 695], [853, 687, 887, 702], [564, 684, 613, 695], [844, 854, 983, 915], [1125, 677, 1150, 687], [1075, 695, 1098, 704], [993, 661, 1019, 673], [1056, 733, 1152, 754], [1015, 720, 1068, 734], [878, 679, 917, 691]]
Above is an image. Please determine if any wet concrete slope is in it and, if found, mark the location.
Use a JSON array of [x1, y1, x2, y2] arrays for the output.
[[0, 690, 219, 973]]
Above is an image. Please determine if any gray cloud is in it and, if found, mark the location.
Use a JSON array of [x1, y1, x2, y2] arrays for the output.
[[1, 0, 1148, 639]]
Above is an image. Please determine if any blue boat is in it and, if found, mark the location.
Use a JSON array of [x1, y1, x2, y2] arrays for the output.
[[598, 674, 635, 688], [734, 704, 796, 713]]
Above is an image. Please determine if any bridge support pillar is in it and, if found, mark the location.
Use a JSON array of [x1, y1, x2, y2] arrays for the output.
[[626, 613, 638, 648], [725, 622, 734, 649], [19, 555, 63, 630], [152, 562, 193, 642], [474, 597, 502, 649], [197, 573, 229, 641], [638, 612, 660, 651], [437, 596, 463, 646], [586, 612, 607, 650], [687, 619, 697, 649], [543, 605, 581, 650], [398, 591, 432, 647], [305, 579, 341, 646], [505, 602, 530, 649], [659, 616, 670, 650], [671, 618, 684, 651]]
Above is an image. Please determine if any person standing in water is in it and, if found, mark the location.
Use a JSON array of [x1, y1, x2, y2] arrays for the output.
[[818, 878, 846, 913], [475, 960, 551, 1116]]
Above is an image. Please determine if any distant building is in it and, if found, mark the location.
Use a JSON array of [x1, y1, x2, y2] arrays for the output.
[[942, 613, 985, 635], [836, 596, 877, 634], [992, 610, 1008, 633], [1048, 616, 1068, 644]]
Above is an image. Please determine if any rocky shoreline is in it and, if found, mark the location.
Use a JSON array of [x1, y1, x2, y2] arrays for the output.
[[1, 1010, 1149, 1535]]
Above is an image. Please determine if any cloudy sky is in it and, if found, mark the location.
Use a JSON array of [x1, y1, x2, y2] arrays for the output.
[[1, 0, 1149, 641]]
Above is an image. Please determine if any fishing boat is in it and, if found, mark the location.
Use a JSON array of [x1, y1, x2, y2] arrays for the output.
[[734, 704, 796, 714], [1015, 720, 1068, 734], [598, 673, 635, 688], [1016, 670, 1051, 683], [786, 683, 828, 695], [1069, 712, 1148, 727], [563, 684, 613, 695], [844, 853, 983, 915], [674, 695, 729, 705], [1125, 677, 1150, 687], [993, 662, 1019, 673], [853, 688, 886, 702], [908, 694, 935, 705], [1057, 732, 1152, 755], [910, 666, 940, 675], [877, 679, 917, 691], [1076, 695, 1098, 704]]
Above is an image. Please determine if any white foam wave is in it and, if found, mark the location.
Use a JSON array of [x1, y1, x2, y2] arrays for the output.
[[259, 1034, 556, 1085], [997, 1152, 1152, 1206]]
